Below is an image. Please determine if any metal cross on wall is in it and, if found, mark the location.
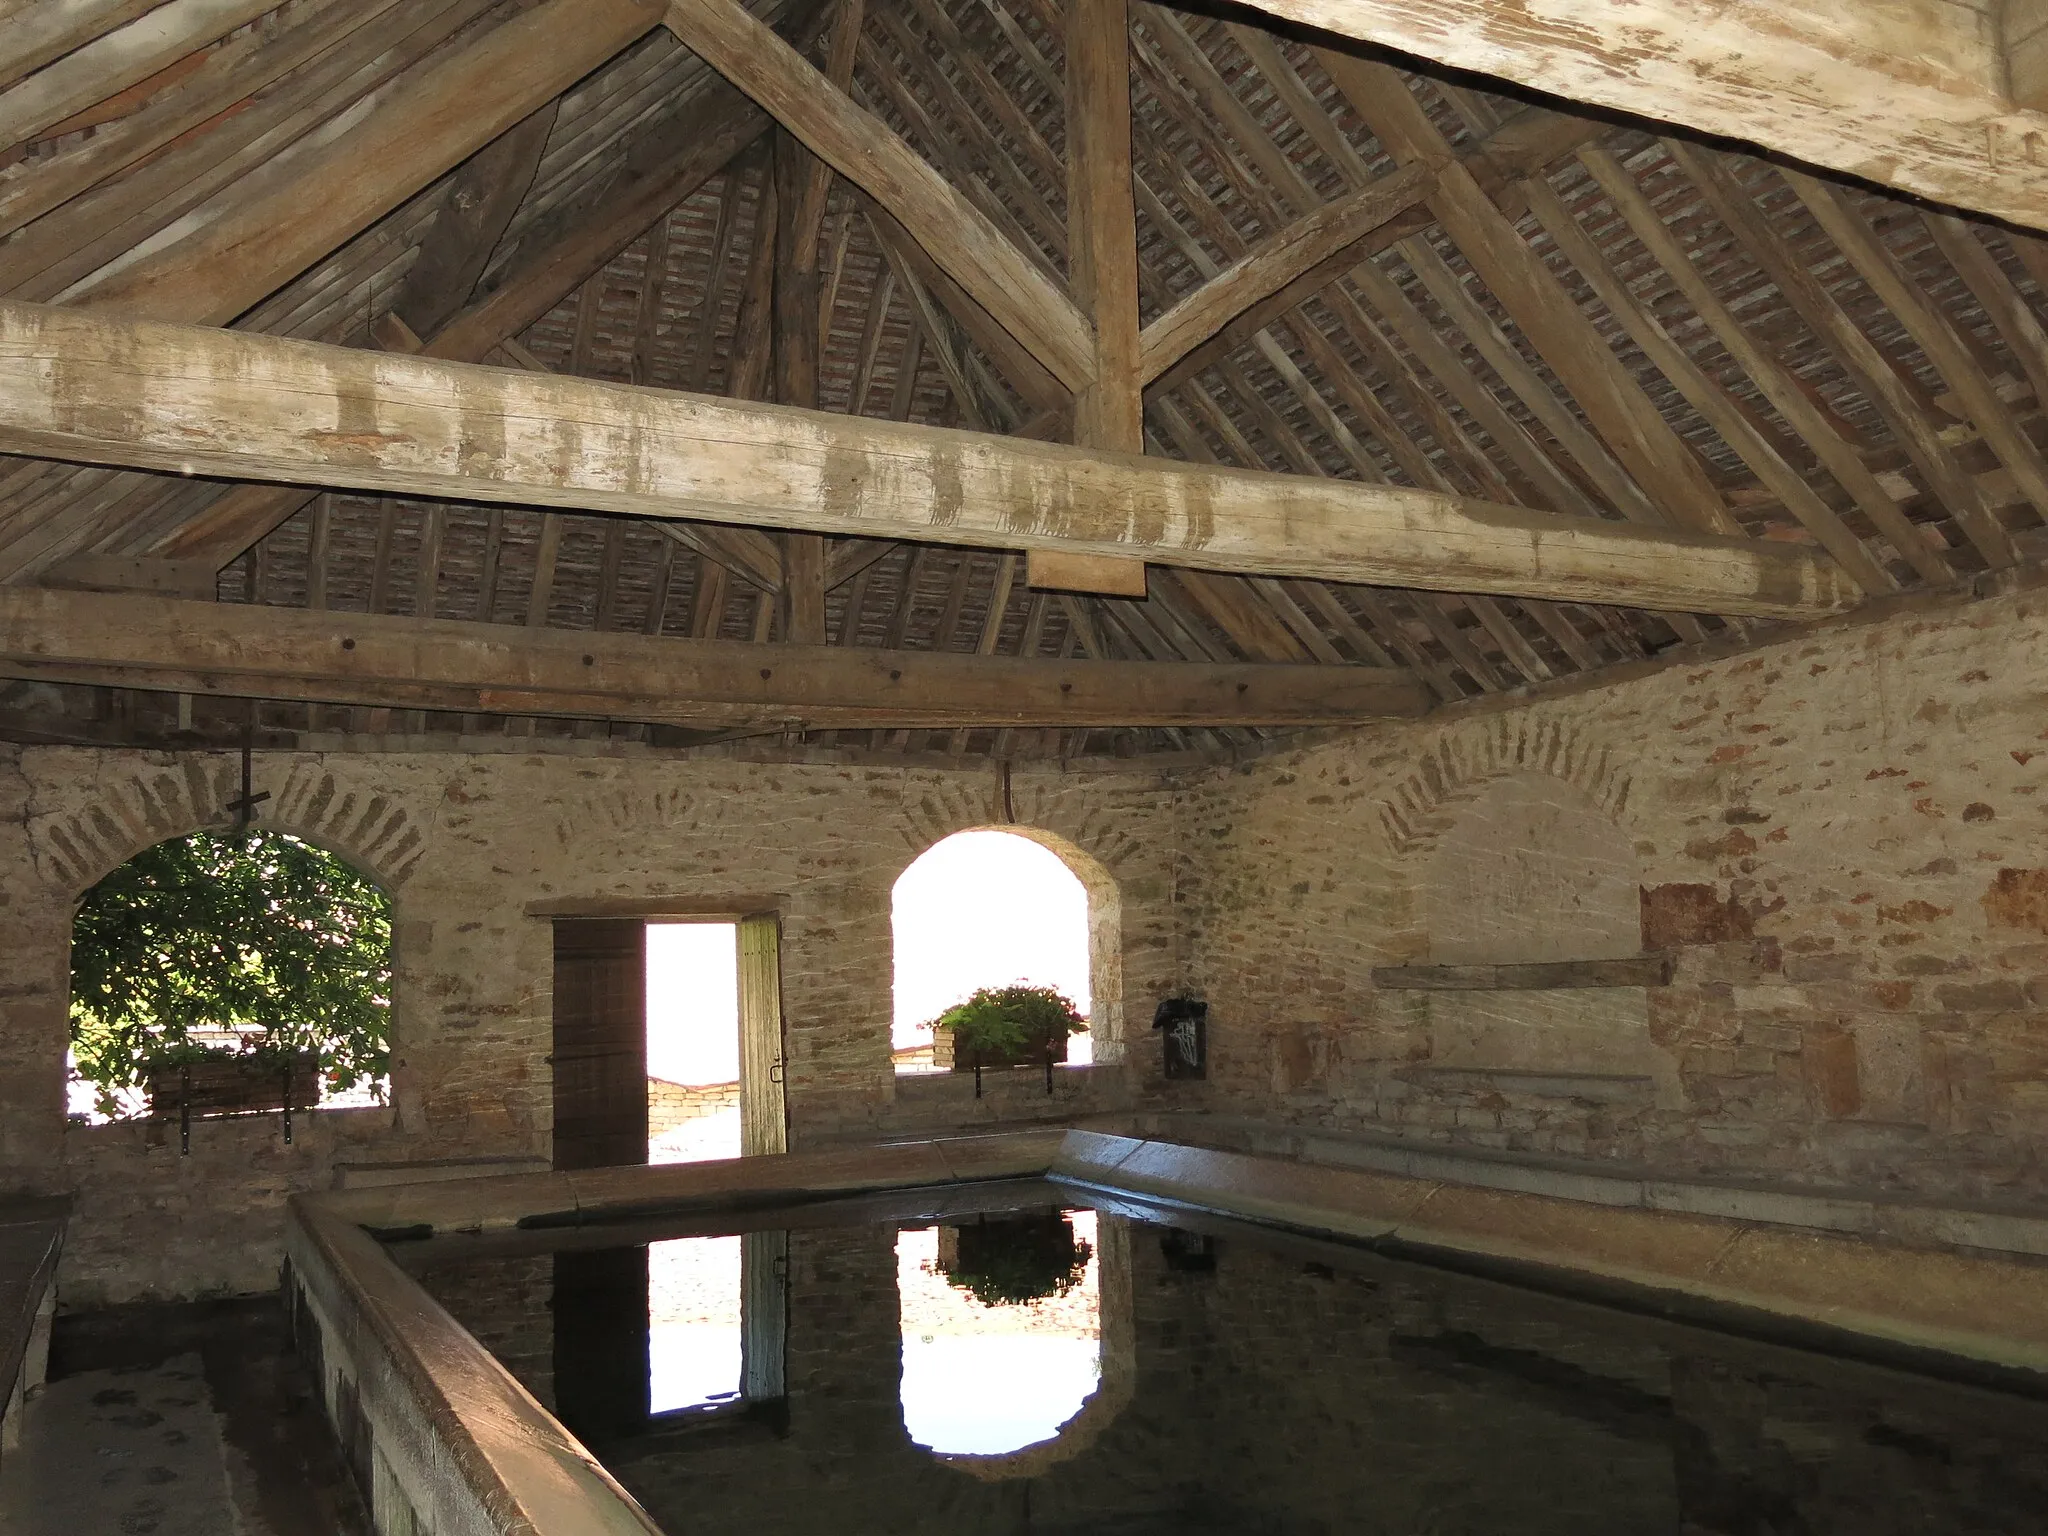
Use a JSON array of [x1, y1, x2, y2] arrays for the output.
[[222, 699, 270, 833]]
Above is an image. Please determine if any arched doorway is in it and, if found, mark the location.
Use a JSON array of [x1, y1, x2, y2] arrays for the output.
[[891, 828, 1109, 1073]]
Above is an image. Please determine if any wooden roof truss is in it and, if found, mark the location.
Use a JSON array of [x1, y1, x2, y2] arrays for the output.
[[0, 0, 2045, 760]]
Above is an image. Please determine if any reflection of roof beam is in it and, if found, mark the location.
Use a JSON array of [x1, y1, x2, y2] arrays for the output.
[[0, 300, 1860, 618], [1229, 0, 2048, 230], [660, 0, 1095, 390], [0, 588, 1433, 729]]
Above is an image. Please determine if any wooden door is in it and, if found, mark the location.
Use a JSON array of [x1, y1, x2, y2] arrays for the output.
[[551, 1246, 650, 1444], [736, 913, 788, 1156], [551, 918, 647, 1171], [741, 1229, 788, 1400]]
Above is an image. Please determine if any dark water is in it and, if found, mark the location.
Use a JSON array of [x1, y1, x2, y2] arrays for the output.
[[391, 1179, 2048, 1534]]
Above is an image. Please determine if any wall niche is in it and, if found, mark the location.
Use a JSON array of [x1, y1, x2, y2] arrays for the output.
[[1418, 772, 1661, 1084]]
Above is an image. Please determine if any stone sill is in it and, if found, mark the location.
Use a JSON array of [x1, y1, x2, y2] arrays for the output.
[[1391, 1066, 1655, 1104], [1103, 1111, 2048, 1263]]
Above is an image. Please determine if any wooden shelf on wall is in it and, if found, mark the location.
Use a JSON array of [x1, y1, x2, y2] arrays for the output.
[[1370, 954, 1675, 991]]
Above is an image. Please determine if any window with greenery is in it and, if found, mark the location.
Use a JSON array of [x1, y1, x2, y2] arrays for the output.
[[68, 830, 393, 1120]]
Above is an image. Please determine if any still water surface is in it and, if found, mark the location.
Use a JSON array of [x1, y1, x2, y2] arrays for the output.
[[393, 1180, 2048, 1534]]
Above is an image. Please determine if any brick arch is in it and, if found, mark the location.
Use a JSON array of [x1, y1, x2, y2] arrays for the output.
[[895, 768, 1147, 882], [1376, 715, 1633, 860], [32, 757, 424, 896]]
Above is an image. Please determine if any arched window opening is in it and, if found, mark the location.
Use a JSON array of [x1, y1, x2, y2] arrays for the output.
[[67, 830, 392, 1124], [892, 830, 1095, 1074], [897, 1210, 1101, 1458]]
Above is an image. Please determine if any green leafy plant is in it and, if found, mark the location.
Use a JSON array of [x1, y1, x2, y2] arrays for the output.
[[69, 830, 392, 1118], [926, 983, 1086, 1066], [943, 1213, 1093, 1307]]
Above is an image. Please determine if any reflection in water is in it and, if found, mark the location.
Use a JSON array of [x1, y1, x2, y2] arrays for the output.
[[398, 1186, 2048, 1534], [897, 1210, 1101, 1456], [649, 1235, 743, 1414]]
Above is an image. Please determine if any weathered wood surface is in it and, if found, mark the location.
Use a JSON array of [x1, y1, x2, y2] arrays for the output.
[[1068, 0, 1143, 449], [661, 0, 1095, 390], [1140, 159, 1436, 383], [1027, 550, 1151, 597], [0, 300, 1861, 617], [65, 0, 663, 322], [1371, 954, 1677, 990], [0, 588, 1435, 727], [0, 0, 280, 153], [145, 82, 769, 568], [1233, 0, 2048, 230], [39, 553, 218, 600]]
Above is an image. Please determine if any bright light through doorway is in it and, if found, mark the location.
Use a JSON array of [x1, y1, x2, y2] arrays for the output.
[[646, 922, 742, 1163], [893, 831, 1091, 1070]]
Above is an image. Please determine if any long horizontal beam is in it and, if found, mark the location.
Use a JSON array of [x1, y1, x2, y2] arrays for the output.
[[660, 0, 1096, 391], [1236, 0, 2048, 232], [0, 588, 1432, 728], [0, 300, 1861, 618], [145, 79, 772, 568]]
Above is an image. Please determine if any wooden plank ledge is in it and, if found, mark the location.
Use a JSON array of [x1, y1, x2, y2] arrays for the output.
[[1371, 954, 1676, 989]]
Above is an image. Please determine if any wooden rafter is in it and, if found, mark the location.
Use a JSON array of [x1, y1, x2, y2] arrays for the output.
[[661, 0, 1095, 390], [65, 0, 663, 323], [139, 79, 773, 569]]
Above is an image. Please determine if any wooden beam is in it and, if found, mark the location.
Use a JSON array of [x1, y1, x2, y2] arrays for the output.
[[0, 3, 162, 94], [0, 299, 1859, 618], [1027, 550, 1150, 597], [433, 86, 770, 366], [1139, 160, 1435, 385], [144, 83, 769, 568], [0, 588, 1432, 728], [391, 102, 559, 339], [0, 0, 414, 245], [1227, 0, 2048, 231], [38, 554, 217, 602], [1326, 53, 1738, 538], [861, 205, 1067, 416], [1068, 0, 1143, 449], [0, 0, 279, 153], [1063, 0, 1146, 596], [1372, 955, 1676, 990], [1576, 144, 1953, 589], [772, 130, 828, 643], [65, 0, 663, 323], [660, 0, 1095, 390]]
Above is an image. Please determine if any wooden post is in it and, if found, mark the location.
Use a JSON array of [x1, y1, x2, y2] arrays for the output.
[[1048, 0, 1148, 599], [773, 130, 829, 644]]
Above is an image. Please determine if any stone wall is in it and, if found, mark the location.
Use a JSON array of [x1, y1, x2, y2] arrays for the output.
[[0, 748, 1183, 1303], [1179, 585, 2048, 1205], [647, 1077, 739, 1134]]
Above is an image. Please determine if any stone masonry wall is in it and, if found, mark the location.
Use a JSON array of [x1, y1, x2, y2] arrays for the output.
[[0, 748, 1182, 1303], [1178, 585, 2048, 1206]]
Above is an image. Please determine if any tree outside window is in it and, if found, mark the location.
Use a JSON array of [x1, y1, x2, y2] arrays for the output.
[[68, 830, 392, 1122]]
